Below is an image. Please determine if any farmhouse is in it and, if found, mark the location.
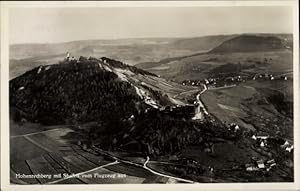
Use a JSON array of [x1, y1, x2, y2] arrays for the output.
[[245, 164, 259, 171], [256, 160, 265, 169]]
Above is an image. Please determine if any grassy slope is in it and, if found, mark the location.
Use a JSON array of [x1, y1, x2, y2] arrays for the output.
[[143, 50, 293, 81], [201, 80, 293, 139]]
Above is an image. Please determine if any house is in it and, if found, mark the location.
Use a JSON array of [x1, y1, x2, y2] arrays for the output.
[[246, 166, 259, 171], [234, 125, 240, 132], [245, 164, 259, 171], [281, 140, 294, 151], [256, 160, 265, 169], [229, 123, 240, 132], [286, 145, 294, 152], [204, 79, 209, 84], [282, 140, 289, 147], [128, 114, 135, 120], [256, 135, 269, 140], [251, 135, 257, 140]]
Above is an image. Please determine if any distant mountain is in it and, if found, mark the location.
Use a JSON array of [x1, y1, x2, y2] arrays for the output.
[[9, 35, 236, 79], [136, 34, 293, 81], [169, 35, 236, 51], [130, 35, 238, 70], [210, 34, 292, 53], [9, 38, 175, 60], [10, 33, 293, 82]]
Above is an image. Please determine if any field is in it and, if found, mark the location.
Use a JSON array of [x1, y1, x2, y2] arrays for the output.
[[201, 80, 293, 139], [148, 77, 294, 182], [139, 50, 293, 82], [10, 123, 167, 184]]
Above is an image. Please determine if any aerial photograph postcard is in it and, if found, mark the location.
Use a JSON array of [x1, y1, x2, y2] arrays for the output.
[[2, 1, 297, 187]]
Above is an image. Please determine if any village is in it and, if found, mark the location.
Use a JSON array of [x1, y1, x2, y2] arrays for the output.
[[181, 72, 290, 90]]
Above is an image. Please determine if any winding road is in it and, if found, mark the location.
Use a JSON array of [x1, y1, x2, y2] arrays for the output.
[[143, 156, 195, 183], [192, 84, 208, 120], [92, 147, 196, 183]]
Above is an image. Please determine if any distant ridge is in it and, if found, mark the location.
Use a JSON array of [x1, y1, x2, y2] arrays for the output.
[[210, 35, 291, 53]]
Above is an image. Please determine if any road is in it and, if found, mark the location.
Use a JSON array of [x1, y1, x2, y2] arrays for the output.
[[10, 125, 196, 184], [143, 156, 195, 183], [192, 84, 208, 120], [173, 89, 200, 99], [208, 84, 236, 90], [92, 146, 196, 183]]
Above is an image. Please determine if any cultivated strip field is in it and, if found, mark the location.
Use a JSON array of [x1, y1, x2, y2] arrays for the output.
[[10, 126, 170, 184]]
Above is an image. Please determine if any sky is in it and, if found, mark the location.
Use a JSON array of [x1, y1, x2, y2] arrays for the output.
[[9, 6, 294, 44]]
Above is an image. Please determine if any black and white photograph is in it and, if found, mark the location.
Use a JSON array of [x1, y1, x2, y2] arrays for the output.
[[1, 1, 299, 189]]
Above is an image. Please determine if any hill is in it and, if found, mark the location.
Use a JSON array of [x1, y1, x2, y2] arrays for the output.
[[10, 56, 226, 157], [10, 57, 144, 125], [136, 34, 293, 82], [210, 35, 291, 53]]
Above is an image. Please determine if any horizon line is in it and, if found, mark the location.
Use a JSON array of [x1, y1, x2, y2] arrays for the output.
[[9, 32, 293, 46]]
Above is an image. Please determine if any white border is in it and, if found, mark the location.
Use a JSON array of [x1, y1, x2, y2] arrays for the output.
[[1, 1, 299, 191]]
